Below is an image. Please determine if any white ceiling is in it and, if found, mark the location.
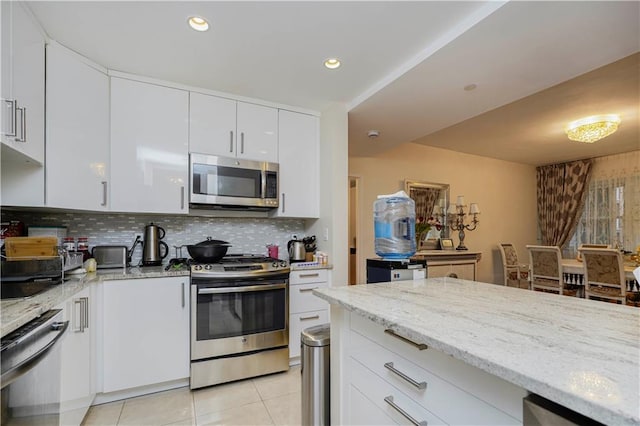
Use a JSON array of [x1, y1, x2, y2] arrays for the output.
[[27, 1, 640, 166]]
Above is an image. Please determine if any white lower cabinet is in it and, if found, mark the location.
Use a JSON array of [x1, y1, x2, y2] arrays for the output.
[[288, 269, 330, 359], [343, 312, 527, 425], [102, 277, 190, 393], [57, 286, 95, 426]]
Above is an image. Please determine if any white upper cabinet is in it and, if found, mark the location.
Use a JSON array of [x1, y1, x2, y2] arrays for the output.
[[110, 77, 189, 214], [1, 1, 45, 164], [189, 92, 278, 163], [46, 43, 110, 211], [273, 110, 319, 218]]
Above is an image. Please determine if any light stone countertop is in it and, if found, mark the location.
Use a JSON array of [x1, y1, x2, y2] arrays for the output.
[[1, 266, 189, 337], [313, 277, 640, 426]]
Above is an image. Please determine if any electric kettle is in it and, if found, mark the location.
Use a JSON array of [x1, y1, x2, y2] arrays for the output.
[[287, 239, 306, 263], [142, 223, 169, 266]]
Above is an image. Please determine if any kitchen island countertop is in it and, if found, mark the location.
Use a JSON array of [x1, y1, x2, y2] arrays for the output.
[[313, 278, 640, 426], [1, 266, 189, 337]]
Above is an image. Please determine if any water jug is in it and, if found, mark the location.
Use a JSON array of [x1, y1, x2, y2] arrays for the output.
[[374, 194, 416, 259]]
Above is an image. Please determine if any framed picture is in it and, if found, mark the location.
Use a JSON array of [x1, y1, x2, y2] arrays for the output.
[[439, 238, 454, 250]]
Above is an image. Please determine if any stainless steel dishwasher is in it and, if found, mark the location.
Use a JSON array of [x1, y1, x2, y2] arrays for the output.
[[1, 309, 69, 425]]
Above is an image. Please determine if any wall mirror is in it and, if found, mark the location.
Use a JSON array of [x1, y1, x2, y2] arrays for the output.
[[404, 180, 450, 240]]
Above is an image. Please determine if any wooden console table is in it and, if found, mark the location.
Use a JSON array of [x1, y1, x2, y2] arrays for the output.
[[412, 250, 482, 280]]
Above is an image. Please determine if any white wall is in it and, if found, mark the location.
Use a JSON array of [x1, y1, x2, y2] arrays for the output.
[[349, 143, 538, 284], [306, 103, 349, 287]]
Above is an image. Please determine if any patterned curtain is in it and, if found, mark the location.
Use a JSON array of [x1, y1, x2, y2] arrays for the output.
[[536, 159, 593, 247], [410, 187, 439, 222]]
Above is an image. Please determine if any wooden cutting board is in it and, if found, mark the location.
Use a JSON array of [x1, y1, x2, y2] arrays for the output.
[[4, 236, 59, 259]]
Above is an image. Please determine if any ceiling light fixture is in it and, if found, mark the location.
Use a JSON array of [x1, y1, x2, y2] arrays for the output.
[[367, 130, 380, 139], [324, 58, 341, 69], [565, 114, 621, 143], [188, 16, 209, 32]]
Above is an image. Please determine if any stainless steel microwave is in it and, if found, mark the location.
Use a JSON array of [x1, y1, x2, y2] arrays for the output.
[[189, 153, 279, 210]]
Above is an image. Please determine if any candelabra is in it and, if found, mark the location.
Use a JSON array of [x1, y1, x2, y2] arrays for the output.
[[446, 196, 480, 251]]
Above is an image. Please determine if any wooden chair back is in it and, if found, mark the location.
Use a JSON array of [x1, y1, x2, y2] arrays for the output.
[[579, 248, 626, 303], [526, 245, 575, 296]]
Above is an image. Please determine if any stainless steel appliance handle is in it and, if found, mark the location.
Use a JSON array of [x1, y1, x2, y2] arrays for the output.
[[299, 287, 318, 293], [240, 132, 244, 154], [15, 107, 26, 142], [181, 186, 185, 210], [299, 315, 320, 321], [229, 130, 234, 152], [281, 193, 286, 213], [101, 181, 108, 206], [182, 282, 185, 308], [384, 329, 428, 350], [198, 283, 286, 294], [0, 320, 69, 389], [384, 396, 427, 426], [384, 362, 427, 390], [4, 99, 17, 137]]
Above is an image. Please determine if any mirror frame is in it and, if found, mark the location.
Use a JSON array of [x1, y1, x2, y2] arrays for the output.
[[404, 180, 450, 238]]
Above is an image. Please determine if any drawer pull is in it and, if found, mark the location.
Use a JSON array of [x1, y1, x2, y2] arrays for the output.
[[384, 395, 427, 426], [384, 329, 428, 350], [300, 315, 320, 321], [384, 362, 427, 390], [299, 273, 320, 278], [299, 287, 318, 293]]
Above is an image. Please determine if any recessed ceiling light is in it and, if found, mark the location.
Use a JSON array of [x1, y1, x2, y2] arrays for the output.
[[188, 16, 209, 32], [463, 84, 477, 91], [367, 130, 380, 139], [324, 58, 341, 69]]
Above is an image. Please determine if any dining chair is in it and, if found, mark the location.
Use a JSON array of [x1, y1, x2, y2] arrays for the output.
[[526, 245, 578, 296], [579, 247, 626, 304], [576, 244, 610, 261], [498, 243, 529, 289]]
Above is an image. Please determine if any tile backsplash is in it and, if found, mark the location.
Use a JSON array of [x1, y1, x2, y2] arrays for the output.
[[1, 210, 305, 264]]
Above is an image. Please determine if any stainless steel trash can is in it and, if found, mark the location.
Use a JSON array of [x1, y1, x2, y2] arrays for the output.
[[301, 323, 330, 426]]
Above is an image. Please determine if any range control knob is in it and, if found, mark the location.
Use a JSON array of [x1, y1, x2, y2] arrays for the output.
[[280, 261, 287, 267], [194, 265, 202, 271], [272, 262, 278, 267], [204, 264, 212, 270]]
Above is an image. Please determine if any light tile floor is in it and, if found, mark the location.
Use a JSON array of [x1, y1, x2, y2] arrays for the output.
[[82, 366, 302, 426]]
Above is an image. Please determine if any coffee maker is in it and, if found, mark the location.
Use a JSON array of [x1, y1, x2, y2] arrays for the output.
[[142, 223, 169, 266]]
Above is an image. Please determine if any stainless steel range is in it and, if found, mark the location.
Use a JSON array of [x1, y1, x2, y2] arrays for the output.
[[189, 254, 290, 389]]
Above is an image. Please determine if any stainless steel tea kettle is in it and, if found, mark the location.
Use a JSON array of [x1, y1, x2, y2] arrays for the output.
[[142, 223, 168, 266], [288, 238, 305, 262]]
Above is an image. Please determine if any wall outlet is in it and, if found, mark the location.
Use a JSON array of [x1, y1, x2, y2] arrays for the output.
[[323, 228, 329, 241]]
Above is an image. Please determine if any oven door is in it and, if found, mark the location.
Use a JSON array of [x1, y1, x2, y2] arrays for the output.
[[191, 278, 288, 360]]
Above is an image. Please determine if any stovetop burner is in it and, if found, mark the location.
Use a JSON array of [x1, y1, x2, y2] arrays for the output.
[[189, 254, 289, 277]]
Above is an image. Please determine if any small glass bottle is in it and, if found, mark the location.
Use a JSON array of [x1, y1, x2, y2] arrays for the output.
[[62, 237, 76, 252], [77, 237, 90, 261]]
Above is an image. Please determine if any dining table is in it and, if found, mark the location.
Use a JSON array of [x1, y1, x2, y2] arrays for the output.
[[561, 258, 639, 291]]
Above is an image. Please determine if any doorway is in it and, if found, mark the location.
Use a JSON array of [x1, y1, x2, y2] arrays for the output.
[[348, 176, 360, 285]]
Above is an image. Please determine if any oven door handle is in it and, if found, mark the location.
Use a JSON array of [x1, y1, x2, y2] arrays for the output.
[[1, 320, 69, 389], [198, 283, 286, 294]]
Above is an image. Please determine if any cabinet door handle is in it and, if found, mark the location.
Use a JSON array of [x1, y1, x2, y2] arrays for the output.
[[300, 315, 320, 321], [74, 299, 83, 332], [182, 282, 185, 308], [101, 181, 108, 206], [82, 297, 89, 330], [15, 107, 26, 142], [180, 186, 185, 210], [281, 193, 286, 213], [384, 362, 427, 390], [229, 131, 234, 152], [299, 287, 318, 293], [240, 132, 245, 154], [383, 395, 427, 426], [3, 99, 17, 137], [384, 329, 428, 350], [299, 273, 320, 278]]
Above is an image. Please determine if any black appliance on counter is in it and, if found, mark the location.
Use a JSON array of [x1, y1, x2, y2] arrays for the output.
[[0, 257, 64, 299], [366, 258, 427, 284], [189, 254, 290, 389]]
